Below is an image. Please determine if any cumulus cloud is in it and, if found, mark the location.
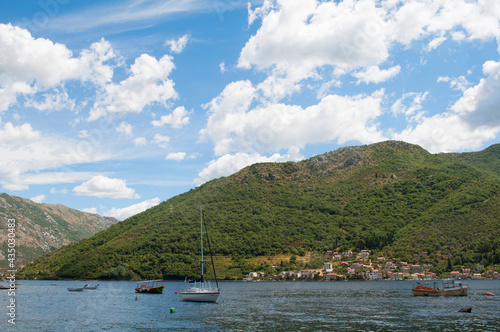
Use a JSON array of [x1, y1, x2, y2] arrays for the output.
[[105, 197, 161, 220], [153, 133, 170, 148], [196, 148, 304, 184], [438, 75, 471, 92], [165, 152, 186, 161], [451, 59, 500, 128], [201, 81, 386, 155], [165, 34, 190, 53], [24, 89, 75, 112], [241, 0, 391, 89], [89, 54, 177, 120], [391, 113, 498, 153], [116, 122, 133, 136], [353, 65, 401, 84], [30, 194, 45, 203], [73, 175, 140, 199], [151, 106, 190, 128], [81, 207, 98, 214], [133, 137, 147, 146], [242, 0, 500, 89], [0, 24, 115, 112], [0, 122, 109, 191], [391, 92, 429, 119]]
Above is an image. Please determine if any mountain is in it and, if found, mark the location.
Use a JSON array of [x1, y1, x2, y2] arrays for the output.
[[18, 141, 500, 280], [0, 193, 119, 272]]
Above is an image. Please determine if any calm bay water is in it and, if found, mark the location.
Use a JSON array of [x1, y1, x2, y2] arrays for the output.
[[1, 279, 499, 331]]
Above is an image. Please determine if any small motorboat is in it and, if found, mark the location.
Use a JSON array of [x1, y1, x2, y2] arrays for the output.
[[135, 280, 165, 294], [412, 279, 468, 296], [0, 285, 15, 290], [84, 283, 99, 289], [67, 287, 85, 292]]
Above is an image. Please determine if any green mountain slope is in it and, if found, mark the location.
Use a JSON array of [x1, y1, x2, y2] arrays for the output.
[[19, 141, 500, 280], [0, 193, 119, 272]]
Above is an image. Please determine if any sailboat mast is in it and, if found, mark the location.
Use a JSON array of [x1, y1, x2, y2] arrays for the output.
[[200, 204, 204, 278]]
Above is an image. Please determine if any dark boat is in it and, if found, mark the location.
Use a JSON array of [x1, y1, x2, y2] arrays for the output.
[[135, 280, 165, 294]]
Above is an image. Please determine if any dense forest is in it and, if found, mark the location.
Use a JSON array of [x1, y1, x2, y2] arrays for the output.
[[18, 141, 500, 280]]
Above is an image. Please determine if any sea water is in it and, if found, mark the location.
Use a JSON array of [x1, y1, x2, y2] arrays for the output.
[[1, 279, 499, 331]]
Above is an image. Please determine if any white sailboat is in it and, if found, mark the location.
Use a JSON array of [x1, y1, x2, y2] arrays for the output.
[[179, 205, 220, 302]]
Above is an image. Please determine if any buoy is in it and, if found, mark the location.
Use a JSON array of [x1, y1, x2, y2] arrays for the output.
[[135, 297, 138, 301], [485, 292, 495, 296], [170, 307, 175, 313], [458, 307, 472, 313], [174, 291, 177, 294]]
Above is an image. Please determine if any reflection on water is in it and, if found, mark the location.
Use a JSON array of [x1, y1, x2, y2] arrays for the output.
[[1, 280, 499, 331]]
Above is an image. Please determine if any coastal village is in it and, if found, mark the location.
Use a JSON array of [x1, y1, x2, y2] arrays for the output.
[[244, 250, 500, 282]]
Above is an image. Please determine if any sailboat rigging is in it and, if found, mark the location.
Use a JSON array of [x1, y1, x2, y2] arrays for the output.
[[179, 204, 220, 302]]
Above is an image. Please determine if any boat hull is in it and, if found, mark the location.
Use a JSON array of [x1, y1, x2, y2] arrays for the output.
[[135, 286, 164, 294], [413, 286, 468, 296], [179, 291, 220, 302]]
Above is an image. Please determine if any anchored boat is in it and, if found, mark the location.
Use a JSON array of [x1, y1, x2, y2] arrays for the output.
[[135, 280, 165, 294], [412, 279, 468, 296], [84, 283, 99, 290], [179, 205, 220, 302]]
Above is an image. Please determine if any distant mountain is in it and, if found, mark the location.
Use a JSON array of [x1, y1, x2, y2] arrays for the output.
[[18, 141, 500, 280], [0, 193, 118, 271]]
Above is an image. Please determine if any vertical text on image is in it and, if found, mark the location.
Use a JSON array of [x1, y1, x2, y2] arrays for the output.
[[6, 218, 17, 325]]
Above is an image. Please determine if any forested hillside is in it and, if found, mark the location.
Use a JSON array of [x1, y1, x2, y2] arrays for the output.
[[19, 141, 500, 280], [0, 193, 118, 272]]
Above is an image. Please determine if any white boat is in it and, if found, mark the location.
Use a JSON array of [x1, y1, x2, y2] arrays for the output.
[[84, 283, 99, 289], [179, 205, 220, 302]]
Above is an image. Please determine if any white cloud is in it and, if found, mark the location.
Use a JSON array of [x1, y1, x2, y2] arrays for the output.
[[81, 207, 98, 214], [89, 54, 177, 120], [219, 61, 227, 73], [0, 24, 115, 112], [201, 82, 386, 155], [165, 34, 190, 54], [438, 75, 471, 92], [30, 194, 45, 203], [391, 92, 429, 118], [426, 36, 447, 51], [153, 133, 170, 148], [200, 80, 256, 154], [391, 113, 498, 153], [451, 59, 500, 128], [50, 187, 68, 195], [248, 1, 385, 99], [165, 152, 186, 161], [43, 0, 215, 33], [78, 130, 88, 138], [105, 197, 161, 220], [0, 122, 109, 191], [242, 0, 500, 92], [196, 148, 304, 184], [116, 122, 133, 136], [151, 106, 190, 128], [353, 65, 401, 84], [73, 175, 140, 199], [241, 0, 391, 80], [133, 137, 147, 146], [24, 89, 75, 112]]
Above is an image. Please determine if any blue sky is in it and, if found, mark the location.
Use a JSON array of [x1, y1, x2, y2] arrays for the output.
[[1, 0, 499, 220]]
